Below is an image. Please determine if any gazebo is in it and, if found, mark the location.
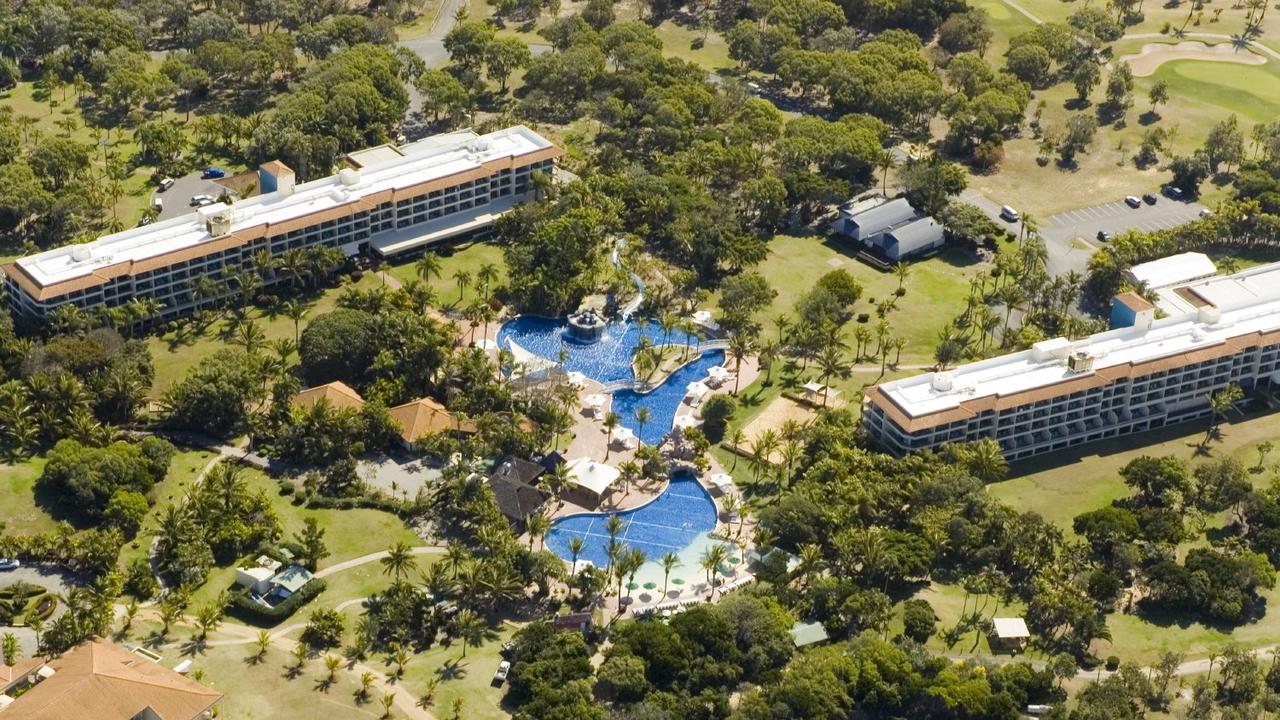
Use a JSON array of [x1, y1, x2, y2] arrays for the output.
[[801, 381, 840, 406], [563, 457, 621, 501]]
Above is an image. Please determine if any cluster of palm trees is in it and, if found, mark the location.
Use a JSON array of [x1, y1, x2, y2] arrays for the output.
[[936, 238, 1101, 369], [727, 418, 808, 492], [0, 367, 132, 458]]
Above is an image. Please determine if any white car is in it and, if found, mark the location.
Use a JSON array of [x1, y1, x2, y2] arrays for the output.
[[999, 205, 1019, 222], [189, 194, 214, 207], [158, 177, 175, 191], [1124, 195, 1142, 208], [493, 660, 511, 685], [1199, 208, 1213, 217], [0, 558, 19, 571]]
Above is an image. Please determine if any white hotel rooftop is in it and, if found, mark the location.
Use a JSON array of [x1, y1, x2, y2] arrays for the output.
[[870, 263, 1280, 423], [13, 126, 555, 290]]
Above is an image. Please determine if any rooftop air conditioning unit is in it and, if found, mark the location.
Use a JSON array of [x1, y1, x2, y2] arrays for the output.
[[1067, 351, 1095, 374], [70, 246, 91, 263], [338, 168, 360, 187]]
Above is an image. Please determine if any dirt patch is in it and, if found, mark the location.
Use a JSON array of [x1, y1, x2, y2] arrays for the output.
[[1119, 41, 1266, 77], [733, 396, 816, 463]]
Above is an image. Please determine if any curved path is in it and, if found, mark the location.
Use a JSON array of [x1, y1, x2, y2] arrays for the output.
[[316, 545, 446, 578]]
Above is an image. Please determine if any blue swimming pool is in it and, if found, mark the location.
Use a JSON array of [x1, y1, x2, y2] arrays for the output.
[[498, 315, 702, 384], [545, 472, 718, 567], [612, 350, 725, 445]]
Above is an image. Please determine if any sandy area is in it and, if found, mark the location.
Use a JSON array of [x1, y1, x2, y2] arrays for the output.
[[734, 395, 817, 464], [1120, 41, 1266, 77]]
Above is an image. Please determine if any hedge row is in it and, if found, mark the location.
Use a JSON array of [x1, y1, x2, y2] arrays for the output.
[[226, 578, 327, 627], [304, 494, 407, 515]]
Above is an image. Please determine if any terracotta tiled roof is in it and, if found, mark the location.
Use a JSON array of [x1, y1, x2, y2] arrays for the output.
[[388, 397, 475, 442], [2, 638, 222, 720], [258, 160, 293, 177], [293, 381, 366, 412], [1113, 291, 1154, 312], [0, 656, 47, 691]]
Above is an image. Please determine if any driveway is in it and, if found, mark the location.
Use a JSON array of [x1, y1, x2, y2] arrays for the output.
[[149, 171, 237, 222], [359, 453, 442, 500], [0, 564, 79, 656]]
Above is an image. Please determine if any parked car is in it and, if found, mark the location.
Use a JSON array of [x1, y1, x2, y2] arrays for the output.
[[999, 205, 1019, 222], [0, 558, 19, 571], [201, 167, 226, 179], [158, 177, 175, 191], [189, 194, 213, 206], [1163, 185, 1184, 199], [1200, 208, 1214, 217], [1124, 195, 1142, 208], [747, 81, 762, 93], [493, 660, 511, 686], [500, 641, 517, 659], [1142, 193, 1157, 205], [1096, 230, 1112, 242], [152, 197, 163, 211]]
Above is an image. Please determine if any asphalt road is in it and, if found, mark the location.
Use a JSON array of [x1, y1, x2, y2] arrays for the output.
[[0, 564, 76, 655]]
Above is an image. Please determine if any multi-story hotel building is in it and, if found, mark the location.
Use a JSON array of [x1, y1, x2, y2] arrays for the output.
[[1, 126, 562, 324], [863, 259, 1280, 461]]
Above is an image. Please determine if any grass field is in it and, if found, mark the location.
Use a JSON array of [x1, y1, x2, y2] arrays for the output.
[[0, 456, 53, 535], [384, 240, 508, 309], [981, 408, 1280, 664]]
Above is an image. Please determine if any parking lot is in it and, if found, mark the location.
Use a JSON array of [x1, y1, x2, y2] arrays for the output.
[[148, 171, 238, 223], [1039, 196, 1207, 245]]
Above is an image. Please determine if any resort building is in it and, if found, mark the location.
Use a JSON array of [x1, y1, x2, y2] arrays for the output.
[[0, 638, 222, 719], [2, 126, 562, 325], [834, 197, 945, 262], [863, 260, 1280, 461]]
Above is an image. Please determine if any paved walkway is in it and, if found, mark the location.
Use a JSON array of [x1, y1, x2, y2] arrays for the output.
[[315, 546, 446, 579]]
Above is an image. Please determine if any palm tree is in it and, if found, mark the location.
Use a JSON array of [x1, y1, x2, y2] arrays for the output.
[[391, 642, 411, 677], [475, 262, 499, 296], [728, 334, 753, 394], [453, 270, 471, 302], [894, 261, 911, 293], [602, 411, 620, 459], [700, 544, 729, 595], [380, 691, 396, 719], [966, 439, 1009, 483], [526, 512, 550, 550], [283, 300, 307, 344], [634, 407, 651, 441], [255, 630, 271, 660], [619, 548, 646, 603], [795, 543, 824, 588], [380, 542, 417, 583], [878, 149, 897, 193], [416, 253, 442, 283], [358, 671, 375, 702], [324, 654, 341, 684], [568, 536, 585, 579], [291, 642, 309, 671], [816, 345, 850, 406], [661, 552, 680, 598], [454, 610, 487, 657]]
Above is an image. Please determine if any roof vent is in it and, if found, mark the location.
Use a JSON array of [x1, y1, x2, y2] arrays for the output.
[[329, 188, 348, 202], [1197, 305, 1221, 325], [70, 246, 91, 263], [338, 168, 360, 187]]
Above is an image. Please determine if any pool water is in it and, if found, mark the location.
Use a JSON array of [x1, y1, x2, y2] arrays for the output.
[[545, 472, 718, 567], [612, 350, 726, 445], [498, 315, 702, 384]]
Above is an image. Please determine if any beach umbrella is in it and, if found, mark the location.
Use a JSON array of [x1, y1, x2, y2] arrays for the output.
[[643, 581, 657, 590], [671, 578, 685, 586], [583, 393, 606, 408], [627, 582, 639, 590], [673, 415, 699, 430], [567, 371, 587, 387]]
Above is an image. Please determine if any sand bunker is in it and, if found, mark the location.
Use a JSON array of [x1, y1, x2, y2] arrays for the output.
[[1120, 40, 1266, 77]]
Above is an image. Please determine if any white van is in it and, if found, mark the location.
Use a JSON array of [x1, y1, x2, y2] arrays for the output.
[[999, 205, 1019, 222]]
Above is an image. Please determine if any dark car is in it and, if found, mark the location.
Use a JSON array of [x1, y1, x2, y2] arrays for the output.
[[1163, 185, 1184, 199], [500, 641, 518, 659], [1124, 195, 1142, 208], [1142, 193, 1158, 205], [1096, 230, 1112, 242], [202, 167, 226, 179]]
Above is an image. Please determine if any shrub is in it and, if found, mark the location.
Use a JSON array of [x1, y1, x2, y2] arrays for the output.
[[700, 394, 737, 442], [300, 608, 345, 648], [902, 598, 938, 643], [124, 558, 158, 600], [1105, 655, 1120, 671], [227, 578, 327, 627]]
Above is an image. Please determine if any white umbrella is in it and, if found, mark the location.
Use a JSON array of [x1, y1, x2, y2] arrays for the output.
[[686, 381, 710, 399], [584, 393, 606, 408], [673, 415, 699, 429], [567, 371, 587, 388], [692, 310, 713, 324], [707, 365, 730, 380], [610, 426, 636, 443], [477, 338, 499, 350], [709, 473, 734, 491]]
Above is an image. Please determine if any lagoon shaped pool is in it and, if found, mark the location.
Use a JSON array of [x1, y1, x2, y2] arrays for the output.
[[544, 472, 718, 568]]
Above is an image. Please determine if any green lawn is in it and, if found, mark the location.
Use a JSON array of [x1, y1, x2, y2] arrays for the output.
[[0, 456, 54, 535], [119, 449, 218, 567], [365, 619, 517, 720], [144, 271, 389, 396], [983, 409, 1280, 664], [654, 21, 734, 71], [383, 240, 508, 309], [185, 466, 424, 609], [897, 581, 1036, 660], [190, 643, 384, 720]]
